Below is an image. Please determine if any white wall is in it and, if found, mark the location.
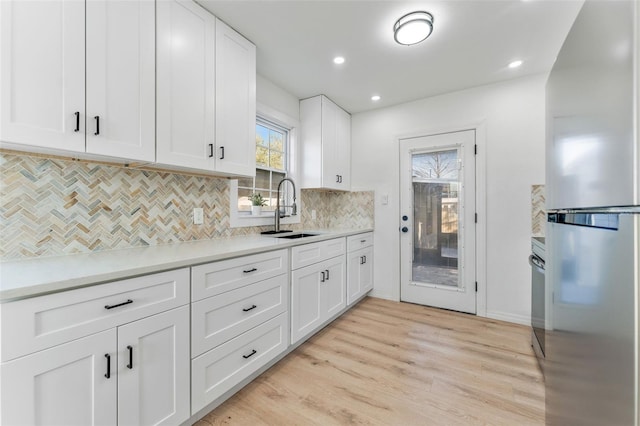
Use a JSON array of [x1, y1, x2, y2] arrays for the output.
[[351, 74, 547, 325], [256, 74, 299, 121]]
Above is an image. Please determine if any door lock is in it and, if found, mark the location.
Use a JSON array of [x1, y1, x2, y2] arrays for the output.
[[401, 227, 409, 233]]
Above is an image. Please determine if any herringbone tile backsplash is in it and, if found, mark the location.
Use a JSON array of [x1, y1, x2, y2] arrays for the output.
[[0, 152, 374, 260], [531, 184, 545, 237]]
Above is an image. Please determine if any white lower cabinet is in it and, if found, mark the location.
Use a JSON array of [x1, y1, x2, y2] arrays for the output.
[[0, 329, 117, 426], [347, 246, 374, 305], [0, 305, 189, 426], [290, 241, 346, 345], [117, 306, 190, 426], [191, 313, 289, 414], [0, 269, 190, 426]]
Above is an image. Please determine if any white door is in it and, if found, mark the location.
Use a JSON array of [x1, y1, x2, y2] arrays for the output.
[[156, 0, 215, 170], [400, 130, 476, 314], [323, 257, 346, 318], [215, 18, 256, 177], [0, 329, 116, 426], [86, 0, 155, 162], [0, 0, 85, 153], [117, 306, 190, 426], [290, 264, 323, 344]]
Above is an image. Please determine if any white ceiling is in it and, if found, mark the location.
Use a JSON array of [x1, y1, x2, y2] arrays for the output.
[[198, 0, 583, 113]]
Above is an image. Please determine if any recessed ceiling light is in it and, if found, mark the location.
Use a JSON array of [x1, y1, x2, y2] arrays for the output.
[[393, 11, 434, 46], [333, 56, 345, 65], [508, 60, 523, 68], [371, 95, 381, 101]]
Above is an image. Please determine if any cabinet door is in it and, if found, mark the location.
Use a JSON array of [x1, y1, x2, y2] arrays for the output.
[[0, 0, 85, 152], [291, 263, 323, 344], [336, 107, 351, 190], [0, 329, 116, 426], [323, 257, 346, 318], [348, 246, 373, 305], [215, 18, 256, 177], [117, 306, 190, 426], [157, 0, 215, 170], [320, 97, 340, 190], [86, 0, 155, 162]]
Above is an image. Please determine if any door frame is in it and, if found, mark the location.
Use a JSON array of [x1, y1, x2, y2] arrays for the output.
[[396, 122, 487, 317]]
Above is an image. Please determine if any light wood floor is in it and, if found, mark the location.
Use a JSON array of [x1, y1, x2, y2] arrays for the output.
[[195, 297, 544, 425]]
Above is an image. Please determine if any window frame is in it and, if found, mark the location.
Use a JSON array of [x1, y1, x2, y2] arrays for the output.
[[229, 102, 300, 229]]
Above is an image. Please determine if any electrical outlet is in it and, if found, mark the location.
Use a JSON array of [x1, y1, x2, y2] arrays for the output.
[[193, 208, 204, 225]]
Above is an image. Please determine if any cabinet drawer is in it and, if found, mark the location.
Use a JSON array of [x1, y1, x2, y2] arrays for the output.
[[191, 249, 288, 301], [191, 313, 289, 414], [191, 274, 288, 357], [291, 238, 345, 270], [1, 268, 189, 362], [347, 232, 373, 252]]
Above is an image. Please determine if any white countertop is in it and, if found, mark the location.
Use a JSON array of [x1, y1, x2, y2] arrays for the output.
[[0, 229, 372, 302]]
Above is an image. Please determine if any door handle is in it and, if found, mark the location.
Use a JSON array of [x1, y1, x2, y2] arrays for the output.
[[401, 227, 409, 233], [127, 345, 133, 369]]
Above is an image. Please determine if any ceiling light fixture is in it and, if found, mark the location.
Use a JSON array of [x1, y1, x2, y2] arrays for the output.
[[509, 60, 523, 68], [393, 11, 434, 46], [371, 95, 381, 101], [333, 56, 345, 65]]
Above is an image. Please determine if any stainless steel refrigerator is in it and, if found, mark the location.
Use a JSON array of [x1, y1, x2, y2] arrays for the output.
[[545, 1, 640, 425]]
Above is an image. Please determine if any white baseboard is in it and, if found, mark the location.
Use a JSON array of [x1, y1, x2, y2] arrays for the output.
[[485, 310, 530, 326]]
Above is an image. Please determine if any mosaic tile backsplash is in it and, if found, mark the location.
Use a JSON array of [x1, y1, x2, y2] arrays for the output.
[[531, 184, 545, 237], [0, 152, 374, 260]]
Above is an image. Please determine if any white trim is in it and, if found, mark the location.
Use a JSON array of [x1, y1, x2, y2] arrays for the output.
[[229, 103, 301, 229], [485, 310, 530, 326], [394, 120, 488, 317]]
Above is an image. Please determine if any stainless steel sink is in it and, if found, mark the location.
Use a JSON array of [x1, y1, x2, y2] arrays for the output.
[[275, 233, 319, 239]]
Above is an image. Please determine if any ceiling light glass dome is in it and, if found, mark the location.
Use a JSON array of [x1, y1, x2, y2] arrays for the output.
[[393, 11, 434, 46]]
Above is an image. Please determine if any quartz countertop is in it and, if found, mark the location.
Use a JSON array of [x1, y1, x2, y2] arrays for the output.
[[0, 229, 373, 302]]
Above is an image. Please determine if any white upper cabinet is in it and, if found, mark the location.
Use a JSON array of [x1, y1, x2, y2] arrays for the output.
[[156, 5, 256, 177], [300, 95, 351, 191], [0, 0, 85, 153], [0, 0, 155, 162], [214, 18, 256, 177], [156, 0, 216, 171], [85, 0, 155, 162]]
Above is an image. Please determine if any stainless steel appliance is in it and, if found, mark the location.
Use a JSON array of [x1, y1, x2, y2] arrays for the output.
[[545, 1, 640, 425], [529, 237, 545, 373]]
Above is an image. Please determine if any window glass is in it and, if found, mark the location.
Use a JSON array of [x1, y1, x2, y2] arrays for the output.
[[238, 118, 289, 212]]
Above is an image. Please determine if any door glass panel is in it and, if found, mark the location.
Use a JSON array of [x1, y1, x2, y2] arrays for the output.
[[412, 149, 460, 287]]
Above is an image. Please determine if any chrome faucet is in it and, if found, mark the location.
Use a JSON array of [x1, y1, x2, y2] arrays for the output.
[[274, 177, 297, 232]]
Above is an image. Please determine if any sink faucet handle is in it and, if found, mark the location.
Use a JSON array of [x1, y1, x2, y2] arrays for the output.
[[292, 202, 297, 216]]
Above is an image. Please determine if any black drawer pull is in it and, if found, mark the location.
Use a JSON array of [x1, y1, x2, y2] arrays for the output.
[[127, 345, 133, 369], [325, 269, 330, 280], [360, 240, 366, 243], [243, 304, 257, 312], [74, 111, 80, 132], [105, 299, 133, 310], [243, 268, 257, 273], [94, 116, 100, 135], [242, 349, 257, 359], [104, 354, 111, 378]]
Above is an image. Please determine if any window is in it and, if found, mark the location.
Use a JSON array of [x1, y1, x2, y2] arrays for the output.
[[237, 118, 290, 213]]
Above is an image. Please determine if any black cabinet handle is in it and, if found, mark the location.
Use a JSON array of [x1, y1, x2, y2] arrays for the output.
[[325, 269, 330, 280], [363, 256, 367, 264], [320, 271, 325, 282], [243, 268, 257, 273], [336, 175, 340, 183], [243, 304, 257, 312], [220, 146, 225, 160], [242, 349, 257, 359], [94, 116, 100, 135], [360, 256, 364, 265], [74, 111, 80, 132], [126, 345, 133, 369], [208, 144, 214, 158], [104, 354, 111, 378], [105, 299, 133, 310], [339, 175, 343, 183]]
